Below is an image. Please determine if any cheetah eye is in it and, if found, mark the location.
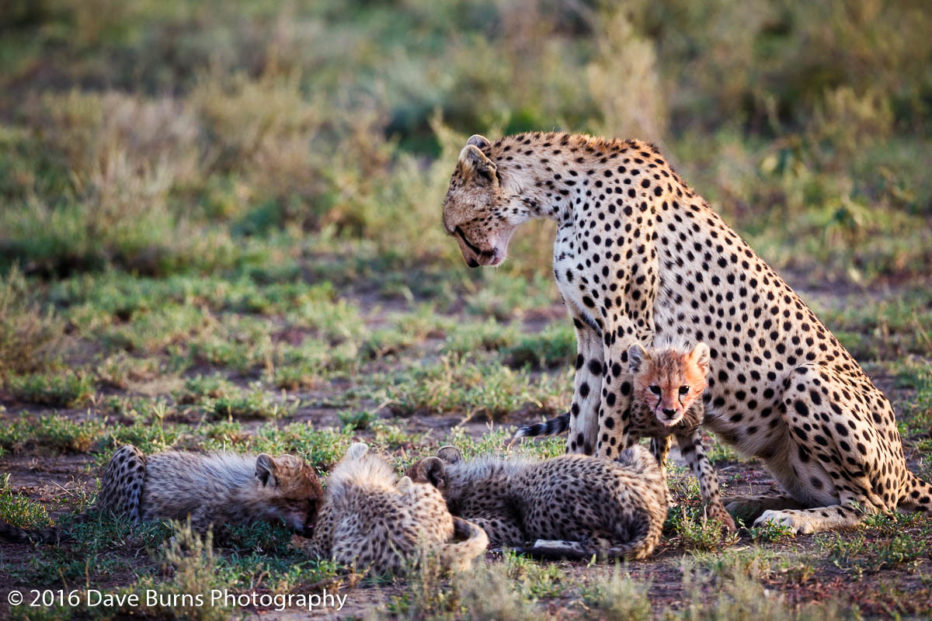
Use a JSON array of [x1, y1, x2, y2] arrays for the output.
[[649, 385, 661, 395], [679, 386, 690, 395]]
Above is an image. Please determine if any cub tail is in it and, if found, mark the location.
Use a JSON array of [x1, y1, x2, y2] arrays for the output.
[[439, 517, 489, 571]]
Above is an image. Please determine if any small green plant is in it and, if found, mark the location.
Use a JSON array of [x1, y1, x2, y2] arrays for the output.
[[0, 477, 52, 529], [580, 566, 652, 621], [6, 371, 95, 408], [0, 415, 105, 454], [746, 519, 795, 543], [667, 505, 739, 552], [338, 409, 376, 430]]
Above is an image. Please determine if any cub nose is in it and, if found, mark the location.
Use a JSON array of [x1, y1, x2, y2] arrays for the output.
[[662, 408, 676, 417]]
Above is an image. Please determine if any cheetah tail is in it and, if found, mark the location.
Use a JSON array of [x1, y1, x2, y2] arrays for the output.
[[900, 472, 932, 514], [439, 517, 489, 571], [0, 520, 68, 545], [512, 412, 570, 440]]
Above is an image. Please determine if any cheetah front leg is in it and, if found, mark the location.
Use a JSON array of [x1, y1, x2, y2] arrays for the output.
[[566, 315, 604, 455], [595, 328, 643, 459], [675, 429, 735, 532], [649, 436, 674, 507]]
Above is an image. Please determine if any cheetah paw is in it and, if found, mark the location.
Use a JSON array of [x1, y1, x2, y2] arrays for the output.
[[754, 510, 813, 535]]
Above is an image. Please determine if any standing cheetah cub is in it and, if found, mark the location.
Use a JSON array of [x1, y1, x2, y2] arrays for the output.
[[516, 341, 735, 530], [300, 443, 488, 575], [408, 444, 667, 560], [0, 445, 323, 543]]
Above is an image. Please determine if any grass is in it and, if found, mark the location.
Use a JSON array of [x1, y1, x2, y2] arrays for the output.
[[0, 0, 930, 618]]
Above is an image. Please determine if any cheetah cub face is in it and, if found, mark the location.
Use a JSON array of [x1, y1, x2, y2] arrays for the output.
[[442, 135, 516, 268], [629, 342, 710, 427], [254, 454, 324, 534]]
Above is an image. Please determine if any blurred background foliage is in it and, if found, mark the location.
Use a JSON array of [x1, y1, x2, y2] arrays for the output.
[[0, 0, 930, 284]]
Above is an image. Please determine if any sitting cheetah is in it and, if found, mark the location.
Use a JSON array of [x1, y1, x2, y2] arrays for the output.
[[516, 340, 735, 531], [300, 443, 488, 574], [407, 444, 667, 560], [442, 131, 932, 533], [0, 445, 323, 543]]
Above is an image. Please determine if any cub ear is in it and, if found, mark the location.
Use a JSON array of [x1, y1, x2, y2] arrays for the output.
[[466, 134, 491, 149], [691, 342, 711, 376], [397, 476, 414, 493], [627, 343, 648, 374], [436, 445, 463, 464], [410, 457, 446, 489], [457, 145, 497, 184], [345, 442, 368, 460], [256, 454, 276, 486]]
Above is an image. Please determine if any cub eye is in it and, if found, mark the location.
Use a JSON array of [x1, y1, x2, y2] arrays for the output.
[[679, 386, 690, 395], [649, 385, 661, 395]]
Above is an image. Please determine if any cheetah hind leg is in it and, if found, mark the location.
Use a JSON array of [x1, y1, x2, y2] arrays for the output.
[[724, 493, 808, 525], [899, 472, 932, 514], [97, 445, 146, 522]]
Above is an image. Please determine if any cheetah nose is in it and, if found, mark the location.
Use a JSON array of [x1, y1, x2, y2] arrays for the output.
[[662, 408, 676, 418]]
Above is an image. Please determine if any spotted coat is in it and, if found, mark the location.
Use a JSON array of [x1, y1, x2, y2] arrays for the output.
[[442, 132, 932, 534], [302, 443, 488, 574], [408, 444, 668, 560]]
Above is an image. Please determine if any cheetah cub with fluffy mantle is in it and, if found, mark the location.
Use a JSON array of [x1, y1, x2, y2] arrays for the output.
[[299, 443, 488, 574], [516, 341, 734, 531], [0, 445, 323, 543], [408, 444, 667, 560]]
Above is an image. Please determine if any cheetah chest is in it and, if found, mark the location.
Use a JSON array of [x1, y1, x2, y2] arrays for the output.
[[553, 224, 601, 330]]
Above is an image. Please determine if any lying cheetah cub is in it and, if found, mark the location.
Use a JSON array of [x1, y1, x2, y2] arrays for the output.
[[408, 444, 667, 560], [299, 443, 488, 574], [516, 341, 735, 530], [0, 445, 323, 543]]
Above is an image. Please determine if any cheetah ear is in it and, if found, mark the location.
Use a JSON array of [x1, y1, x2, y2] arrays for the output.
[[256, 454, 276, 487], [627, 343, 648, 374], [466, 134, 491, 149], [436, 446, 462, 465], [412, 457, 446, 489], [458, 145, 497, 184], [397, 476, 414, 493], [691, 343, 711, 376]]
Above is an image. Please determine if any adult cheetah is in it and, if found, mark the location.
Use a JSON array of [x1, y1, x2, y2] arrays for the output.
[[442, 131, 932, 534]]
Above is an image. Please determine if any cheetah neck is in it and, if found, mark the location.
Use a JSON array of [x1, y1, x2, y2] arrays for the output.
[[488, 132, 652, 226]]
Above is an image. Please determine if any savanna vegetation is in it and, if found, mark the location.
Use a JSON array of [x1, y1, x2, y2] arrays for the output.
[[0, 0, 930, 618]]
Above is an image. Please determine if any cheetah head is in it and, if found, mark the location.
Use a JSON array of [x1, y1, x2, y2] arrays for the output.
[[442, 135, 518, 268], [629, 343, 710, 427], [255, 454, 324, 535]]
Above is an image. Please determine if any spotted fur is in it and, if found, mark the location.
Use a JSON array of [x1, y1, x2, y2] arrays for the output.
[[443, 131, 932, 534], [0, 445, 323, 543], [301, 443, 488, 575], [516, 340, 733, 530], [408, 444, 667, 560]]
